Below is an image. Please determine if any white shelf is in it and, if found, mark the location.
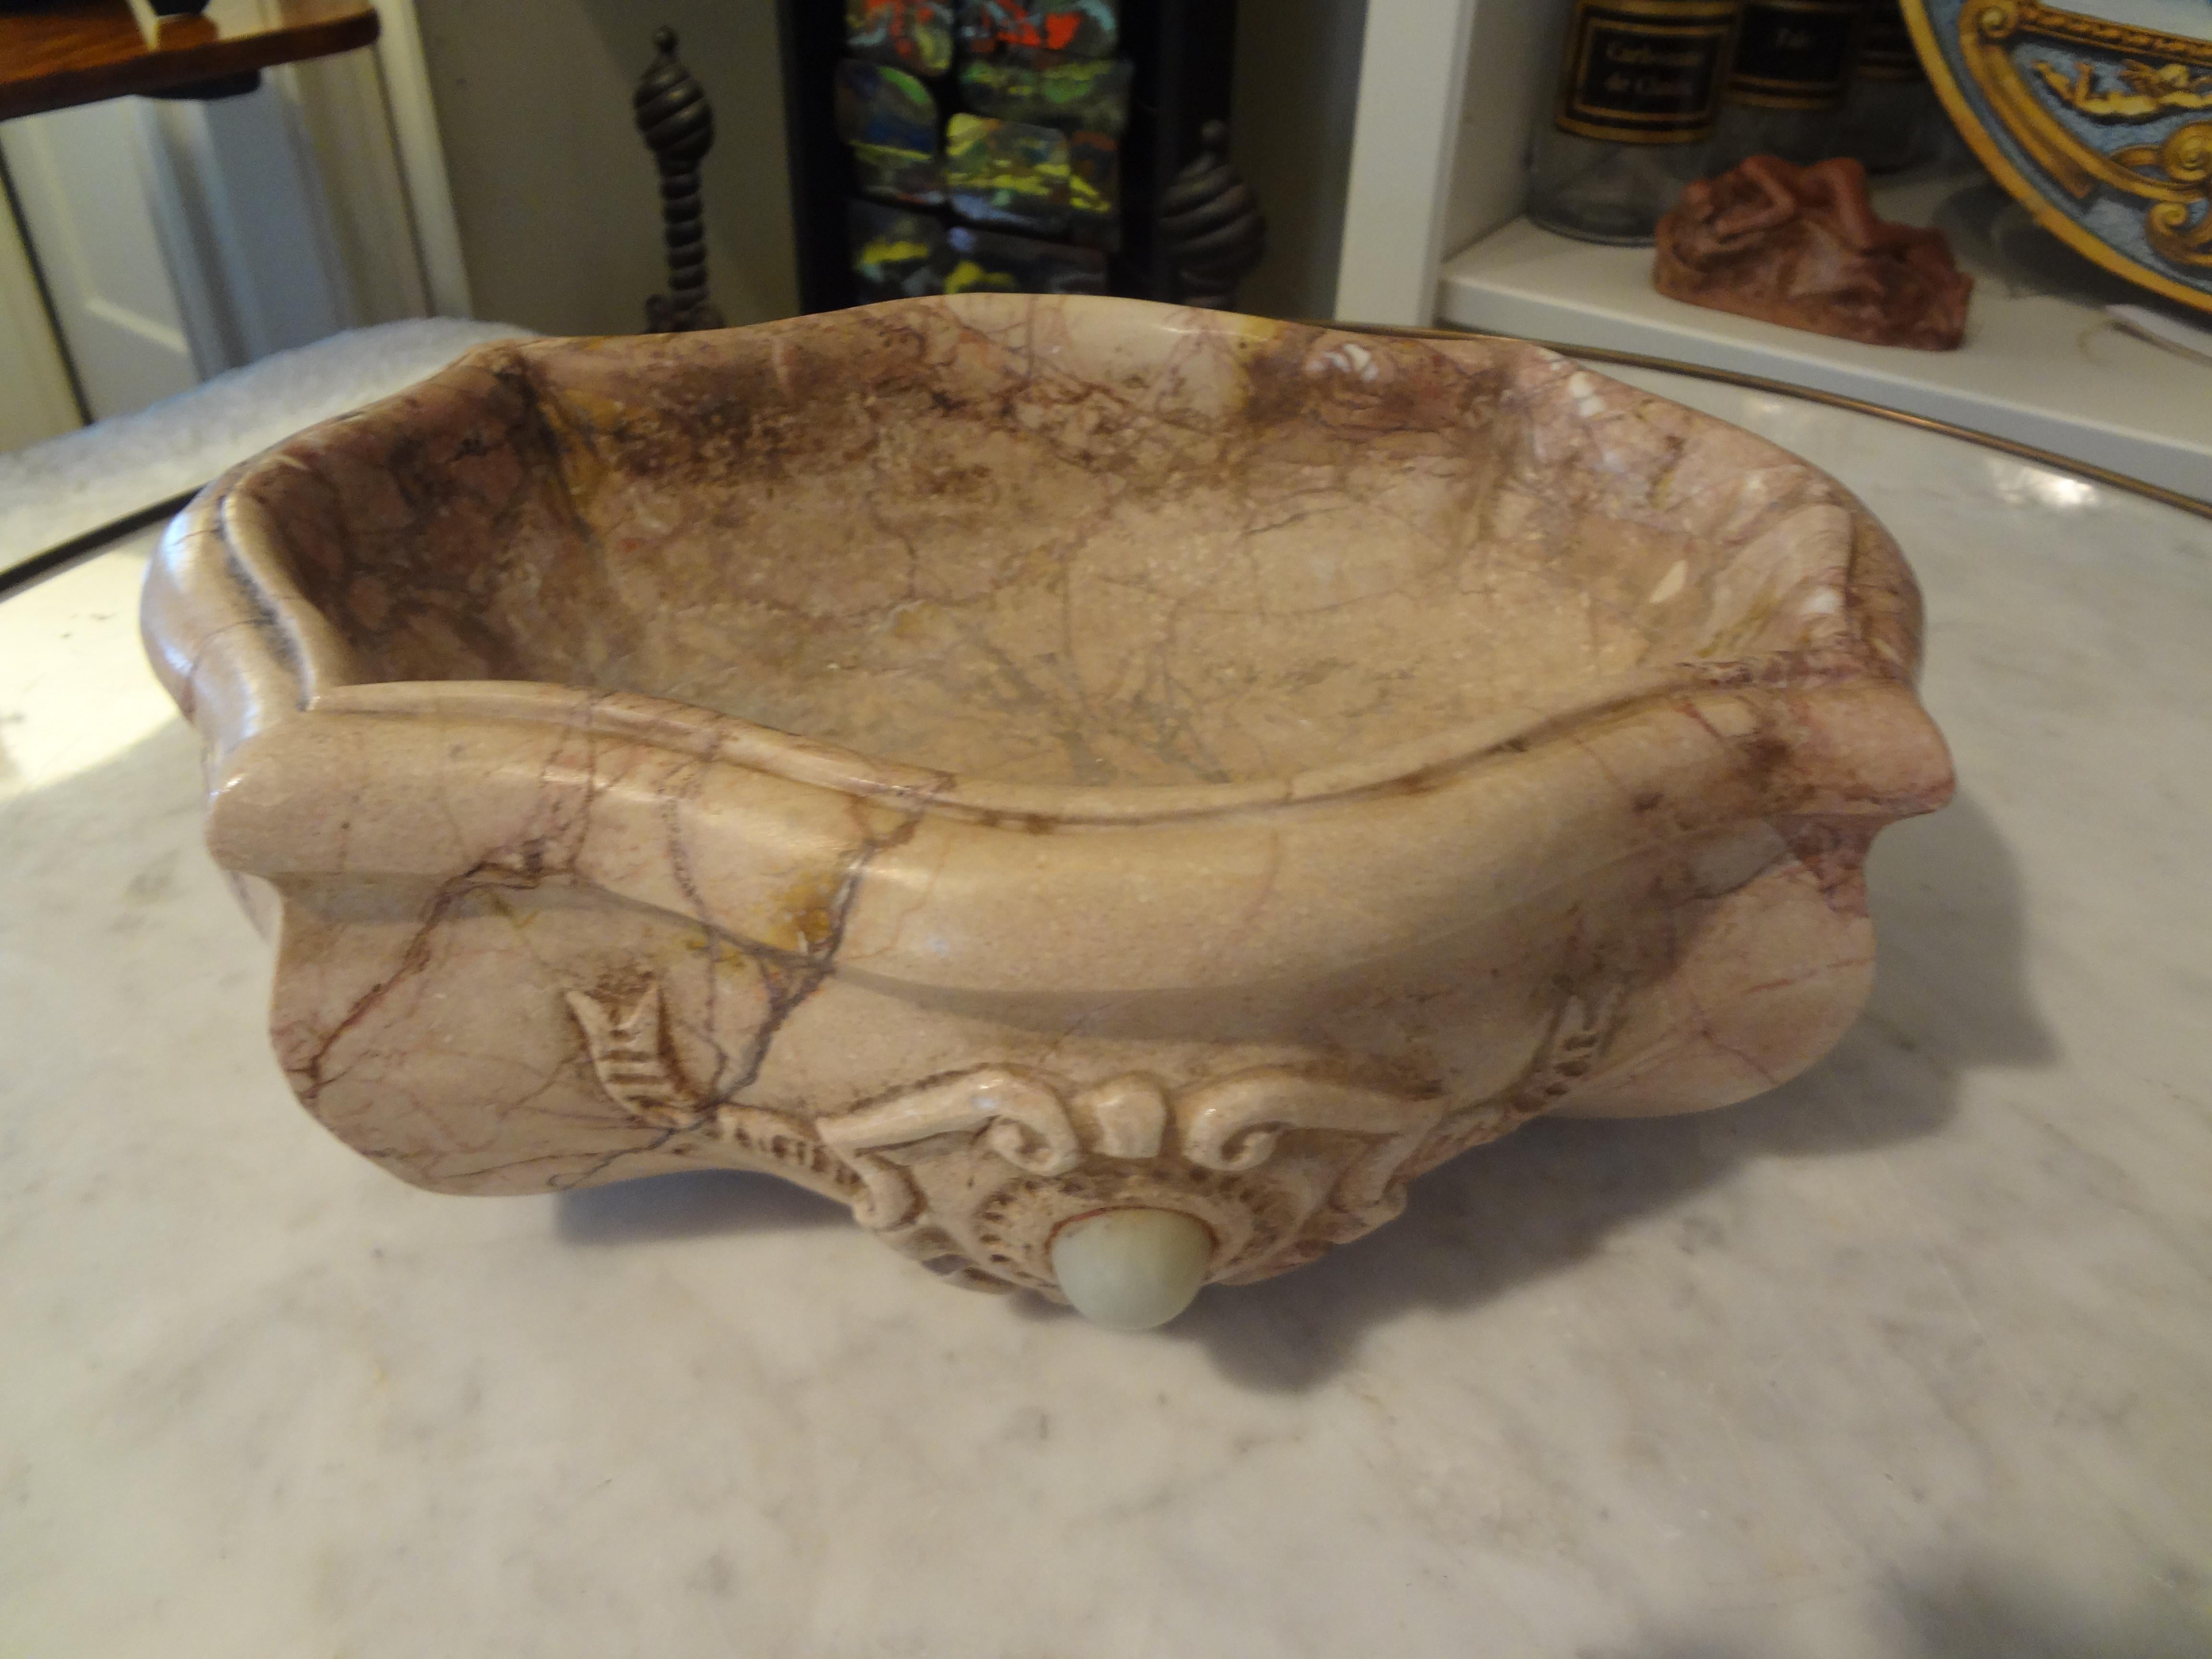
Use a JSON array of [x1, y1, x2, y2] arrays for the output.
[[1434, 169, 2212, 504]]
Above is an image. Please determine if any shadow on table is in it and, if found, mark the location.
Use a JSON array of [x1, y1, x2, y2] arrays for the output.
[[554, 1166, 850, 1246], [1139, 787, 2055, 1392], [1606, 1561, 2211, 1659]]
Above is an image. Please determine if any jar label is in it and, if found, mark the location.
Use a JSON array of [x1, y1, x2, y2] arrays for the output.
[[1554, 0, 1740, 146], [1728, 0, 1861, 108], [1855, 0, 1925, 84]]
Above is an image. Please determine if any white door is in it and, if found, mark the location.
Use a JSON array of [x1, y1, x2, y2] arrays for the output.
[[0, 24, 463, 432], [0, 100, 201, 421], [0, 191, 82, 453]]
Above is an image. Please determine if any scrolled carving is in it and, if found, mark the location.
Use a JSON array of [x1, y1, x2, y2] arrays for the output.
[[567, 984, 870, 1208], [1177, 1073, 1443, 1220], [809, 1064, 1446, 1292], [807, 1066, 1080, 1229], [979, 1093, 1084, 1177], [816, 1066, 1080, 1182], [567, 971, 1624, 1296], [2139, 124, 2212, 268]]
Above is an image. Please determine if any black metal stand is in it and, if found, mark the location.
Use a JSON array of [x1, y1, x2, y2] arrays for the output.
[[1157, 120, 1265, 308], [634, 27, 723, 333]]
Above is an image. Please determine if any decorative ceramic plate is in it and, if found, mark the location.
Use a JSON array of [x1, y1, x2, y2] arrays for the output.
[[1905, 0, 2212, 313]]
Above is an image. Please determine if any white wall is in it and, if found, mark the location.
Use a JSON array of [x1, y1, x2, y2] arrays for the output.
[[0, 102, 201, 421], [1232, 0, 1370, 321], [1442, 0, 1573, 257], [2, 51, 433, 436], [1333, 0, 1570, 325], [0, 185, 81, 453]]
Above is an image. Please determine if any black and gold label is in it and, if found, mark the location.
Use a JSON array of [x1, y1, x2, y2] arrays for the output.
[[1728, 0, 1862, 108], [1855, 0, 1925, 83], [1554, 0, 1740, 146]]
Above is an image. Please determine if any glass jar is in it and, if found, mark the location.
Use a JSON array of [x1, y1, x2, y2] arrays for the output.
[[1705, 0, 1865, 171], [1838, 0, 1944, 172], [1527, 0, 1743, 245]]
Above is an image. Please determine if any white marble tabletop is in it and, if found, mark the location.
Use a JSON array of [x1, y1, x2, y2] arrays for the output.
[[3, 361, 2208, 1658]]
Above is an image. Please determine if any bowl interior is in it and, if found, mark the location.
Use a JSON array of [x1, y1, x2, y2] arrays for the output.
[[258, 297, 1864, 788]]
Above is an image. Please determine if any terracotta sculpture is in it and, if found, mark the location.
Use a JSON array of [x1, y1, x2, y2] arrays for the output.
[[141, 296, 1952, 1328], [1654, 155, 1974, 350]]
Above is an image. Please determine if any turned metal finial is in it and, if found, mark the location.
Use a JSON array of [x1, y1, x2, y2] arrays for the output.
[[1157, 120, 1266, 310], [634, 26, 724, 332]]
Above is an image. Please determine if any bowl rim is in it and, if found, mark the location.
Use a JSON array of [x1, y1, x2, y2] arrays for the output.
[[146, 295, 1931, 829]]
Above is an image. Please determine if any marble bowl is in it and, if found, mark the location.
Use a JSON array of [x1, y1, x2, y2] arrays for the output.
[[142, 295, 1952, 1326]]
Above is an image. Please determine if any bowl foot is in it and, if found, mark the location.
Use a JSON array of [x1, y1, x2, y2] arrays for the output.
[[1048, 1209, 1214, 1331]]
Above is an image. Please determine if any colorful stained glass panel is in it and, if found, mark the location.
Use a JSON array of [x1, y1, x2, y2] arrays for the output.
[[844, 0, 954, 78], [852, 145, 944, 208], [958, 56, 1130, 134], [943, 113, 1070, 235], [1066, 130, 1118, 250], [957, 0, 1118, 60], [833, 59, 939, 153], [944, 226, 1106, 294], [849, 200, 947, 301]]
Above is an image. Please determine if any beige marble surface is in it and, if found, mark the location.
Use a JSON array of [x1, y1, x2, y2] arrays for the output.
[[137, 298, 1950, 1302], [3, 357, 2209, 1655]]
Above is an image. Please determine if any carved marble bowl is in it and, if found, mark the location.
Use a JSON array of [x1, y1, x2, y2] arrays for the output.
[[143, 295, 1952, 1326]]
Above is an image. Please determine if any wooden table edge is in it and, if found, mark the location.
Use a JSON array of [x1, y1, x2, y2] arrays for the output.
[[0, 5, 381, 122]]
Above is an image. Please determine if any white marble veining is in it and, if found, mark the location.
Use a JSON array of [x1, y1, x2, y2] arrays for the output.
[[3, 367, 2210, 1657]]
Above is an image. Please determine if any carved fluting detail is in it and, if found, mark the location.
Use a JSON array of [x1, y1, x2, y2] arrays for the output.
[[564, 985, 866, 1205], [1077, 1076, 1168, 1159], [563, 984, 702, 1130], [1513, 989, 1619, 1115], [712, 1106, 868, 1207], [566, 974, 1625, 1294]]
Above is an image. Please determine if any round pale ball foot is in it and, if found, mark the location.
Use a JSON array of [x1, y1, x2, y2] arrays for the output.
[[1049, 1208, 1214, 1330]]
